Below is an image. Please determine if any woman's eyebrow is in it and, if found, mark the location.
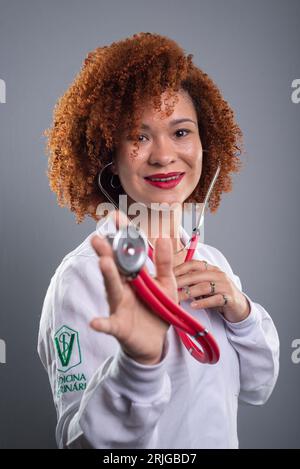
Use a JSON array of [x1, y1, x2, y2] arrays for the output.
[[140, 118, 197, 129]]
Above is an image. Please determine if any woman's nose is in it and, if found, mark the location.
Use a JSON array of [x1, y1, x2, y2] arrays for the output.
[[147, 139, 177, 166]]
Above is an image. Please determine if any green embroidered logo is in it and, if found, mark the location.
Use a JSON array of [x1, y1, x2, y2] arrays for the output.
[[54, 325, 82, 373]]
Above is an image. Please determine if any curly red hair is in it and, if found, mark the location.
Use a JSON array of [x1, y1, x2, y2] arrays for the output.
[[44, 32, 244, 223]]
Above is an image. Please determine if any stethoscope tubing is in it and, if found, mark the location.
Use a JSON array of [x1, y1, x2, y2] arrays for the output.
[[129, 233, 220, 364], [98, 161, 221, 364]]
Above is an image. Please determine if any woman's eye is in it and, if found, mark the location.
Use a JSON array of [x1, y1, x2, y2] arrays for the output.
[[126, 134, 147, 142], [175, 129, 191, 137], [127, 130, 190, 141], [138, 135, 147, 142]]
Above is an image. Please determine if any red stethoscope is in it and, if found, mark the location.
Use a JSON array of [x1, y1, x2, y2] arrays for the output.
[[98, 162, 221, 364]]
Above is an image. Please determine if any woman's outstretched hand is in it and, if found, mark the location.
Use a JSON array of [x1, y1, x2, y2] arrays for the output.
[[90, 211, 178, 366]]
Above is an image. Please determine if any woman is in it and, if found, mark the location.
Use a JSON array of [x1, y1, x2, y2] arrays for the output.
[[38, 32, 279, 449]]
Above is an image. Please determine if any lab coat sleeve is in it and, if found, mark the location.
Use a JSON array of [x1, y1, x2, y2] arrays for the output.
[[211, 248, 280, 406], [37, 254, 172, 449]]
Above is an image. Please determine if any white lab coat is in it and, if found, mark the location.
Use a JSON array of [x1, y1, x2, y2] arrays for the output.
[[37, 216, 280, 449]]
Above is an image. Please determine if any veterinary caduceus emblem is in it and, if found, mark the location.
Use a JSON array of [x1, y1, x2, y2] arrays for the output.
[[54, 325, 82, 372]]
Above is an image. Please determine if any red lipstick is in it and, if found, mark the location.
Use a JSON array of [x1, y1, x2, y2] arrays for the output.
[[144, 172, 185, 189]]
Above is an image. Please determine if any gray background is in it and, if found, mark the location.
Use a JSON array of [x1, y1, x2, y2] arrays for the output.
[[0, 0, 299, 449]]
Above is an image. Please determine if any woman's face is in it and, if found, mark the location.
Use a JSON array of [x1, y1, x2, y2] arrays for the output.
[[113, 88, 203, 209]]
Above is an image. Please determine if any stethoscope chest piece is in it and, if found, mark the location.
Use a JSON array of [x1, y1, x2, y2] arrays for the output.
[[106, 225, 148, 277]]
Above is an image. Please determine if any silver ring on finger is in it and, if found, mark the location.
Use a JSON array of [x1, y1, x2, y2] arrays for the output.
[[210, 281, 216, 294], [222, 294, 228, 306], [183, 285, 192, 299]]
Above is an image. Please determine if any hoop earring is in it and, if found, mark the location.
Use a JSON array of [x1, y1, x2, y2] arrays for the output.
[[110, 173, 121, 189]]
